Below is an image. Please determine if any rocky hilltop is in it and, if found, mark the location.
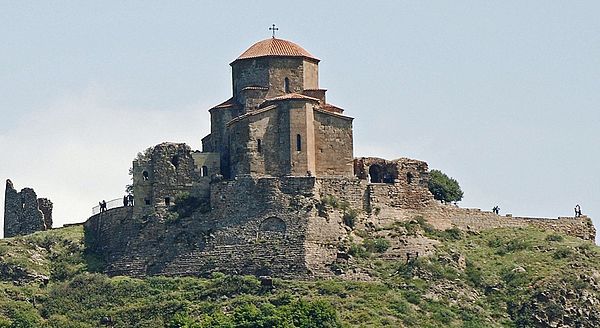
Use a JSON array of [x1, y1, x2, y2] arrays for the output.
[[0, 223, 598, 327]]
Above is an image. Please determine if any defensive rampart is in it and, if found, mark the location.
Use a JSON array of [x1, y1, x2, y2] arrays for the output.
[[84, 176, 596, 279]]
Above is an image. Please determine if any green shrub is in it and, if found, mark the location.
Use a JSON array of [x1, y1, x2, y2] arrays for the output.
[[545, 234, 564, 242], [342, 209, 359, 228], [164, 211, 180, 224], [553, 247, 573, 260], [348, 243, 370, 258], [465, 262, 484, 287], [373, 207, 381, 216], [403, 291, 421, 305], [168, 312, 201, 328], [321, 195, 339, 209], [363, 238, 391, 253], [43, 315, 92, 328], [440, 227, 462, 241], [492, 238, 531, 255], [427, 169, 463, 203], [0, 317, 11, 328], [501, 269, 530, 288], [4, 303, 42, 328]]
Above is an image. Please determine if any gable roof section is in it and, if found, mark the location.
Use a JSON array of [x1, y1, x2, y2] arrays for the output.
[[226, 105, 278, 127], [210, 97, 242, 110], [259, 93, 320, 109]]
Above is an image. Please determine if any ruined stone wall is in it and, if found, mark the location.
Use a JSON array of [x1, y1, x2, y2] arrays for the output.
[[412, 203, 597, 241], [315, 177, 367, 210], [190, 151, 220, 200], [3, 180, 50, 238], [313, 110, 354, 177], [191, 152, 220, 178], [86, 176, 320, 278], [85, 174, 596, 280], [37, 198, 53, 230], [133, 143, 204, 214]]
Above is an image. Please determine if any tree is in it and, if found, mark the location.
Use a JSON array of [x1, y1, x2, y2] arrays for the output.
[[428, 169, 463, 203]]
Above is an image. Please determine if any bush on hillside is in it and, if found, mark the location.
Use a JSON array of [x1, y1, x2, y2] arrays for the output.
[[427, 169, 463, 203]]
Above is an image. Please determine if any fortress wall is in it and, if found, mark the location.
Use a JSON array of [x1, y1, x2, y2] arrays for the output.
[[306, 178, 364, 275], [84, 176, 595, 280], [407, 203, 597, 241], [156, 177, 316, 277], [315, 177, 366, 210], [83, 207, 145, 276], [155, 233, 310, 278], [368, 183, 432, 212], [304, 210, 348, 276], [86, 177, 317, 278]]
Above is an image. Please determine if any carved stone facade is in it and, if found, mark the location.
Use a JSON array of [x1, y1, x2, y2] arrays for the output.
[[3, 180, 52, 238]]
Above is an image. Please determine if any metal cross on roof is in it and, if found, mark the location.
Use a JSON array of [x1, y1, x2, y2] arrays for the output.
[[269, 24, 279, 38]]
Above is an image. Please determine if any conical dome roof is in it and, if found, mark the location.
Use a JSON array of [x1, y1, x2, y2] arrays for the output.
[[234, 38, 319, 62]]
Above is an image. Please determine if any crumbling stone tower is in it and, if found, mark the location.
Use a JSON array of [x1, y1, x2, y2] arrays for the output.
[[3, 179, 52, 238]]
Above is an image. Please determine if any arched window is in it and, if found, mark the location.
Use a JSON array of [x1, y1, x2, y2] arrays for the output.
[[171, 155, 180, 168], [142, 171, 149, 181], [260, 217, 287, 232], [165, 197, 171, 207], [202, 166, 208, 177], [284, 77, 291, 93], [407, 172, 414, 184], [257, 139, 262, 153], [296, 134, 302, 151]]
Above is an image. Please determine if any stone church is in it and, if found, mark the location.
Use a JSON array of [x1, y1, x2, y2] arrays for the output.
[[132, 37, 357, 213], [12, 35, 590, 279], [202, 37, 354, 179]]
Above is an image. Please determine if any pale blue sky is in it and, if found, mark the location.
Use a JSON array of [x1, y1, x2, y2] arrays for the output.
[[1, 1, 599, 242]]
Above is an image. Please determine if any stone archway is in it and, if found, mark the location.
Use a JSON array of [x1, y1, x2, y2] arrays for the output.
[[260, 217, 286, 232]]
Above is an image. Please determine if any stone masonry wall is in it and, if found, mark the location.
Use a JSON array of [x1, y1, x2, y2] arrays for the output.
[[84, 175, 596, 280], [415, 202, 597, 241], [313, 110, 354, 177], [3, 179, 50, 238], [37, 198, 53, 230], [85, 176, 319, 278]]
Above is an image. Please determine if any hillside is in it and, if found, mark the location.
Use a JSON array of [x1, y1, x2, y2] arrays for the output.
[[0, 224, 599, 327]]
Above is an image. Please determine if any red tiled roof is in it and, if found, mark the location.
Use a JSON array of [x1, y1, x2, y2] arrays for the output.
[[265, 93, 320, 102], [210, 97, 242, 110], [235, 38, 319, 62], [321, 103, 344, 114]]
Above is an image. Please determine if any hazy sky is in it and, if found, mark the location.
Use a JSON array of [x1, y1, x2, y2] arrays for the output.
[[1, 1, 599, 242]]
